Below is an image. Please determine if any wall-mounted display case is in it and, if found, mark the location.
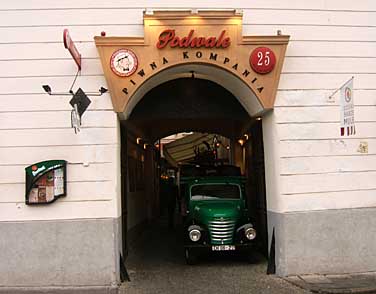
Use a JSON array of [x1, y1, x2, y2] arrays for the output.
[[25, 160, 67, 205]]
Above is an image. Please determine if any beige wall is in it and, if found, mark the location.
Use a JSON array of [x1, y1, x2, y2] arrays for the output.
[[0, 0, 375, 222], [125, 132, 158, 231]]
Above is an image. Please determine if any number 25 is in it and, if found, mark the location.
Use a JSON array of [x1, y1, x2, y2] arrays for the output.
[[257, 51, 270, 66]]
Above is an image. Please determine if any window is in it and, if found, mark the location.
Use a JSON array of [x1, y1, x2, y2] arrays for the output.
[[191, 184, 240, 200]]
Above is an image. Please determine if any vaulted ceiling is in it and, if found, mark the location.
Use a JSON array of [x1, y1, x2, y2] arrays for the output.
[[128, 78, 251, 141]]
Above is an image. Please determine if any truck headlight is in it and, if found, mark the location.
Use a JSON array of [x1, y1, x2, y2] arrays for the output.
[[189, 229, 201, 242], [245, 227, 256, 240]]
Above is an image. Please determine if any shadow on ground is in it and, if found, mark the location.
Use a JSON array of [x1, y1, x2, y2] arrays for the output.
[[119, 218, 309, 294]]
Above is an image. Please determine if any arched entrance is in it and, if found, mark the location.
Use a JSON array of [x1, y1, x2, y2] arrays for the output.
[[95, 10, 288, 277], [128, 77, 250, 140], [121, 62, 264, 121], [119, 64, 269, 268], [94, 11, 289, 116]]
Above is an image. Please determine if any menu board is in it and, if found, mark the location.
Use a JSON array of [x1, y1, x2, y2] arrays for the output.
[[25, 160, 67, 205]]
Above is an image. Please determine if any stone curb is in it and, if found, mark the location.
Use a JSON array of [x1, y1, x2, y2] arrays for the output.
[[285, 275, 376, 294], [308, 286, 376, 294], [0, 286, 119, 294]]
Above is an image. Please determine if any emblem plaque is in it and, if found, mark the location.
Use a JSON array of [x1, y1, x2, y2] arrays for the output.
[[110, 48, 138, 77]]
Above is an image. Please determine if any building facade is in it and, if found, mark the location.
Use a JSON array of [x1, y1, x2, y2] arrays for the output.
[[0, 0, 375, 291]]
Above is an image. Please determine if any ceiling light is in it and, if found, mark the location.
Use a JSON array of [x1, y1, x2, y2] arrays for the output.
[[145, 8, 154, 15]]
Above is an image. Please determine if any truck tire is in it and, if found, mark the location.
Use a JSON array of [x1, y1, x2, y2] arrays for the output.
[[185, 248, 198, 265]]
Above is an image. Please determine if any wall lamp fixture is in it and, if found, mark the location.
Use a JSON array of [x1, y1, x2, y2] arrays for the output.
[[145, 8, 154, 15], [234, 9, 243, 15]]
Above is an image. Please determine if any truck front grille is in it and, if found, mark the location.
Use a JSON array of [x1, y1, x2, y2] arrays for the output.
[[208, 217, 235, 244]]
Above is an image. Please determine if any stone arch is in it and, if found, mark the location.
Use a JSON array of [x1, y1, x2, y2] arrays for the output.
[[122, 62, 263, 120]]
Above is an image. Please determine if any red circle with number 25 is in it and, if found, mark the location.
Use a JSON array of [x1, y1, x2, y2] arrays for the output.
[[250, 47, 276, 74]]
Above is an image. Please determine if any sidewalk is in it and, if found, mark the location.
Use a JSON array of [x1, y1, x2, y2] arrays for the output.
[[285, 272, 376, 294]]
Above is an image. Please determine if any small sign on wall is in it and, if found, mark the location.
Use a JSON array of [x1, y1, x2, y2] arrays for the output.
[[25, 160, 67, 205], [340, 77, 355, 136], [249, 47, 276, 74]]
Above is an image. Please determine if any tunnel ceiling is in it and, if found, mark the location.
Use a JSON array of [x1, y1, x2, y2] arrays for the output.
[[128, 78, 251, 140]]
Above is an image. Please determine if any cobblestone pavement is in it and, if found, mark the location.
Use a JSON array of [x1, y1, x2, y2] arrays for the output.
[[119, 219, 309, 294]]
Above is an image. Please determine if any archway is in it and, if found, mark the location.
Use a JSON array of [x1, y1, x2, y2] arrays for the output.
[[119, 67, 269, 272], [94, 9, 288, 279], [128, 76, 251, 141], [121, 63, 264, 122]]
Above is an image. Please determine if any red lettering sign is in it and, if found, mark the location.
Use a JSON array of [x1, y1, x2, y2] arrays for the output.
[[63, 29, 81, 70], [250, 47, 276, 74], [156, 29, 230, 49]]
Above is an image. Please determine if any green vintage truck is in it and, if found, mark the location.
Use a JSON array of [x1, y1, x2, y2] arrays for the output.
[[179, 165, 256, 264]]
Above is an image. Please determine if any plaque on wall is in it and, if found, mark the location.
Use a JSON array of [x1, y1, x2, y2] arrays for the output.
[[25, 160, 67, 205]]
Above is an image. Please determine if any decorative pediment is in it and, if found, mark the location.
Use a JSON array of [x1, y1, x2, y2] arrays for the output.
[[95, 10, 289, 115]]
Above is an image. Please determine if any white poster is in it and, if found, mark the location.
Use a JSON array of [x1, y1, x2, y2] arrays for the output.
[[340, 78, 355, 136], [54, 168, 65, 196]]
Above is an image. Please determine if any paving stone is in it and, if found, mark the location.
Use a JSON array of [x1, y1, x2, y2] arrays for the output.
[[285, 272, 376, 294], [120, 219, 310, 294], [302, 274, 332, 284]]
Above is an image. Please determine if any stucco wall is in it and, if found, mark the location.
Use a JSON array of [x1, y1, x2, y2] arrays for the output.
[[0, 0, 374, 221], [0, 0, 375, 284], [0, 218, 121, 287]]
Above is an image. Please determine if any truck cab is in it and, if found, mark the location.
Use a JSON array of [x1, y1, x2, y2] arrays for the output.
[[179, 165, 256, 264]]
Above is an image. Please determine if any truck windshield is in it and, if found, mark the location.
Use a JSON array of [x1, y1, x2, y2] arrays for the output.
[[191, 184, 241, 200]]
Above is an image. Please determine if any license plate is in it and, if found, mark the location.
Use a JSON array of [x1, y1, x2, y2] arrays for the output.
[[212, 245, 235, 251]]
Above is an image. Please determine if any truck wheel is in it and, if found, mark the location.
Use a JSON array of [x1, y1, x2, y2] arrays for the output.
[[185, 248, 198, 265]]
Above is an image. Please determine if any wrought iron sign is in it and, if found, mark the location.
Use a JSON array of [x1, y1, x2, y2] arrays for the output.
[[69, 88, 92, 133], [63, 29, 82, 70], [41, 29, 107, 134]]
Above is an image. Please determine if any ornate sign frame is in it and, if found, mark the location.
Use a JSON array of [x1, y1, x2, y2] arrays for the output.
[[95, 10, 289, 115]]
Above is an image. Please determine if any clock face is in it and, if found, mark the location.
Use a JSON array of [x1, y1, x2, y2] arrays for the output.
[[110, 49, 138, 77]]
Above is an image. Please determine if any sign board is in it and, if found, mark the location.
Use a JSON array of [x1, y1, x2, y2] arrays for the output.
[[250, 47, 276, 74], [156, 29, 231, 49], [63, 29, 81, 70], [69, 88, 91, 117], [94, 11, 289, 113], [25, 160, 67, 205], [340, 78, 355, 136], [110, 48, 138, 77]]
